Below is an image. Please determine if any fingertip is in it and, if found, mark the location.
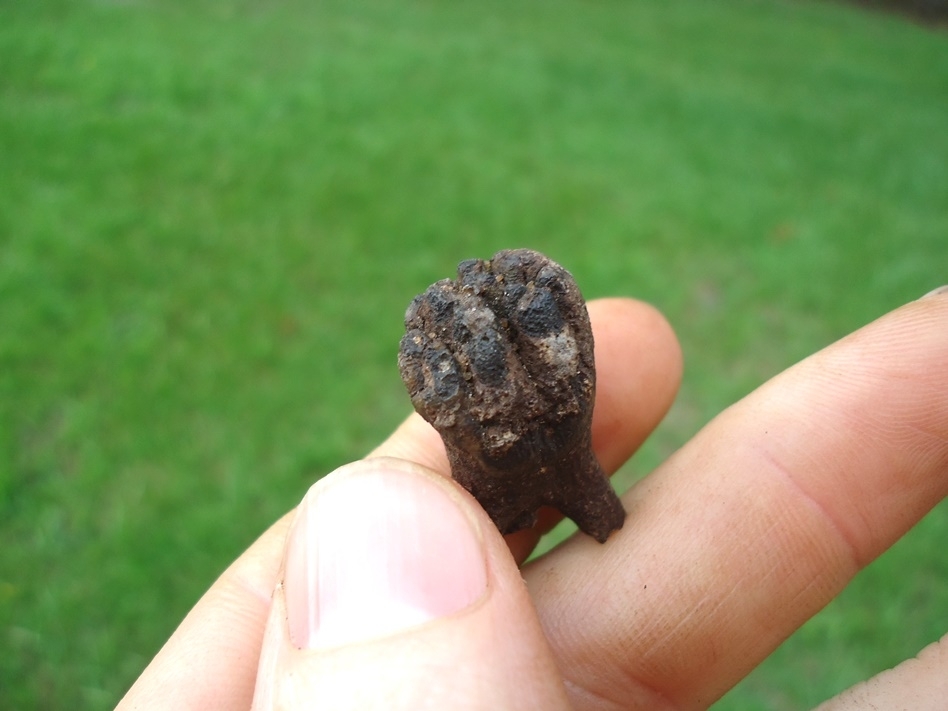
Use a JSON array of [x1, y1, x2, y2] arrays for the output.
[[588, 297, 683, 384], [587, 298, 683, 472], [254, 457, 571, 710], [368, 414, 451, 475]]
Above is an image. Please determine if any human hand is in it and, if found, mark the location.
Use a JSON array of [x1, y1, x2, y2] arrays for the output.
[[116, 292, 948, 710]]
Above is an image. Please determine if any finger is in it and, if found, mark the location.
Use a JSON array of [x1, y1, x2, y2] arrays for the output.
[[813, 631, 948, 710], [117, 296, 681, 709], [116, 513, 293, 710], [252, 458, 570, 711], [525, 293, 948, 710], [589, 298, 683, 475], [372, 297, 683, 561]]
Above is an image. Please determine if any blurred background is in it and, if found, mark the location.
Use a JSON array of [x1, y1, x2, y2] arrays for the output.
[[1, 0, 946, 708]]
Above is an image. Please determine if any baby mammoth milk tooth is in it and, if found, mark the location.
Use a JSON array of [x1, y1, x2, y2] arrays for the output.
[[397, 249, 626, 542]]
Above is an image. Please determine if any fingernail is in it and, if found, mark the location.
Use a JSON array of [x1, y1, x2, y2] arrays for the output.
[[921, 285, 948, 299], [284, 459, 488, 649]]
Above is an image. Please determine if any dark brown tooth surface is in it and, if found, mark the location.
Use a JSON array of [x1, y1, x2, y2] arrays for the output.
[[397, 249, 625, 543]]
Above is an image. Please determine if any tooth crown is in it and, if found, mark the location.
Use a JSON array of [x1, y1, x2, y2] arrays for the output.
[[398, 249, 626, 543]]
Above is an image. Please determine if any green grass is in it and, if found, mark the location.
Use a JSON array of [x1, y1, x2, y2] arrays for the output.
[[1, 0, 946, 708]]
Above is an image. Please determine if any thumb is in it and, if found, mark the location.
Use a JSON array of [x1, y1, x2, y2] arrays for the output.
[[251, 457, 570, 711]]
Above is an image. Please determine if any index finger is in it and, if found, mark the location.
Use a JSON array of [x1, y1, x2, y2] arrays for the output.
[[525, 293, 948, 710]]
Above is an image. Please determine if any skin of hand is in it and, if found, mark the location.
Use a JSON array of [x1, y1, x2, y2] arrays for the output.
[[116, 291, 948, 711]]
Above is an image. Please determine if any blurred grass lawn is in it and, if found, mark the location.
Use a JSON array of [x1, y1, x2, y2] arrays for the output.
[[1, 0, 946, 708]]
